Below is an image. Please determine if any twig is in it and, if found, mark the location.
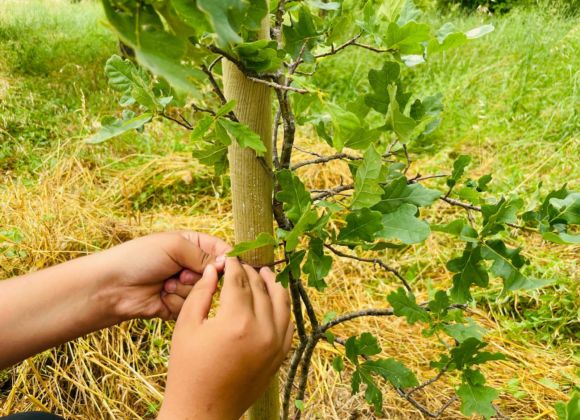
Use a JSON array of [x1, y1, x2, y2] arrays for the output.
[[291, 153, 363, 170], [312, 184, 354, 201], [403, 144, 411, 174], [324, 244, 412, 292], [406, 363, 450, 397], [282, 340, 307, 420], [409, 174, 449, 183], [191, 103, 217, 117], [293, 336, 319, 420], [208, 55, 222, 72], [395, 388, 457, 418], [440, 196, 481, 212], [320, 308, 395, 331], [312, 34, 362, 60], [298, 281, 319, 329], [161, 112, 192, 130], [200, 64, 228, 107], [248, 76, 309, 93]]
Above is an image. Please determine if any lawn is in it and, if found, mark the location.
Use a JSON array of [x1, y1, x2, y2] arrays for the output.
[[0, 0, 578, 418]]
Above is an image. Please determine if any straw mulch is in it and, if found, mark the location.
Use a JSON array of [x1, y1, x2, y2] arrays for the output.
[[0, 136, 577, 419]]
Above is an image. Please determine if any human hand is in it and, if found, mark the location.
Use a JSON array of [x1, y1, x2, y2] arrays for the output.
[[158, 258, 293, 420], [97, 231, 231, 321]]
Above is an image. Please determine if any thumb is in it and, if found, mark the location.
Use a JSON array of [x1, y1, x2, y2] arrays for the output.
[[181, 264, 218, 324], [171, 234, 224, 273]]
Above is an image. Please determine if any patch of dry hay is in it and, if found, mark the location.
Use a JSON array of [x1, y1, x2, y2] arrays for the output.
[[0, 140, 576, 419]]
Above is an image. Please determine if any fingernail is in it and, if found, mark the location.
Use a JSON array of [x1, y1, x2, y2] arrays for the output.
[[216, 254, 226, 264], [165, 281, 177, 293]]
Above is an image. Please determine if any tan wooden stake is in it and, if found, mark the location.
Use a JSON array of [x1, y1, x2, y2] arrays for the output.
[[222, 20, 279, 420]]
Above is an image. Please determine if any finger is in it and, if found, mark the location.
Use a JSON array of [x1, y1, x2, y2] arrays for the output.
[[218, 257, 253, 311], [179, 269, 201, 285], [242, 264, 273, 319], [261, 266, 291, 335], [161, 293, 185, 320], [169, 233, 226, 274], [179, 231, 231, 271], [164, 279, 193, 300], [181, 264, 219, 324]]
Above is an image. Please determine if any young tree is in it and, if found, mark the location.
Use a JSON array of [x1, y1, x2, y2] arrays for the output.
[[88, 1, 578, 418]]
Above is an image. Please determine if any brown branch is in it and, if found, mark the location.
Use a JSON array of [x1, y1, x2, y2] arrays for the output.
[[440, 196, 481, 212], [324, 244, 412, 292], [248, 76, 309, 93], [312, 34, 362, 60], [191, 103, 217, 117], [320, 308, 395, 331], [282, 339, 307, 420], [298, 281, 319, 329], [311, 184, 354, 201], [395, 388, 458, 418], [291, 153, 363, 170], [200, 64, 228, 107], [161, 112, 192, 130], [293, 336, 319, 420]]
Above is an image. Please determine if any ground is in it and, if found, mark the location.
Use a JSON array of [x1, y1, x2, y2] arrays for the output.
[[0, 0, 578, 419]]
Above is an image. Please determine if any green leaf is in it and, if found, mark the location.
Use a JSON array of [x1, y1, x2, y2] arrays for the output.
[[446, 155, 471, 188], [235, 39, 284, 73], [332, 356, 344, 373], [385, 21, 431, 55], [377, 203, 430, 244], [480, 197, 523, 237], [303, 238, 332, 291], [197, 0, 268, 46], [294, 399, 305, 411], [384, 84, 416, 141], [550, 193, 580, 225], [276, 169, 312, 224], [362, 358, 419, 388], [365, 61, 400, 114], [284, 209, 319, 251], [481, 240, 551, 292], [556, 391, 580, 420], [86, 113, 153, 144], [218, 118, 266, 156], [432, 219, 478, 243], [387, 287, 430, 324], [338, 208, 383, 243], [277, 250, 305, 287], [450, 338, 505, 370], [447, 244, 489, 303], [351, 145, 384, 210], [457, 369, 499, 419], [104, 54, 159, 110], [542, 231, 580, 245], [282, 6, 319, 59], [428, 290, 450, 315], [345, 332, 381, 364], [191, 116, 215, 140], [443, 319, 486, 343], [351, 367, 383, 412], [373, 176, 441, 213], [101, 1, 205, 96], [227, 232, 276, 257]]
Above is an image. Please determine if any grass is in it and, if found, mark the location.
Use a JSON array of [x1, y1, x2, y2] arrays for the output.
[[1, 0, 578, 418]]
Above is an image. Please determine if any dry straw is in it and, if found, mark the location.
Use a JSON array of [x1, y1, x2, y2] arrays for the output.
[[0, 135, 576, 419]]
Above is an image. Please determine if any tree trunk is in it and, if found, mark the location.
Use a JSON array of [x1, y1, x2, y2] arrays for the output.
[[222, 22, 279, 420]]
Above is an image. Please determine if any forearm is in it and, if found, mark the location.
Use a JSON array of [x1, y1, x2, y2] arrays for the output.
[[0, 252, 121, 369]]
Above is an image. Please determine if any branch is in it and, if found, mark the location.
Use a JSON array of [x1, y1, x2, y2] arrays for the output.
[[320, 308, 394, 331], [298, 281, 319, 329], [207, 45, 250, 76], [282, 340, 307, 420], [440, 196, 481, 212], [293, 336, 319, 420], [191, 103, 217, 117], [311, 184, 354, 201], [247, 76, 309, 93], [161, 112, 192, 130], [324, 244, 412, 292], [200, 64, 228, 107], [395, 388, 458, 418], [291, 153, 362, 170], [312, 34, 362, 60]]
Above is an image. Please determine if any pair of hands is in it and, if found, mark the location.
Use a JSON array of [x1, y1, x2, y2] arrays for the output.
[[104, 232, 292, 419]]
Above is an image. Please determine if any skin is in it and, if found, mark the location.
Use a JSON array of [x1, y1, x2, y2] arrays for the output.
[[0, 231, 292, 419]]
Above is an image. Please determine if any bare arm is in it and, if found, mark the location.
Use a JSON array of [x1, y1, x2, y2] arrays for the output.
[[0, 231, 230, 370]]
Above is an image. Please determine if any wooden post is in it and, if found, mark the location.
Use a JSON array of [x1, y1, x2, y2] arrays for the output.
[[222, 21, 279, 420]]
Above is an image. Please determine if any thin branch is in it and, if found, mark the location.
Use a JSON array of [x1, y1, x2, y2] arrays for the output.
[[282, 340, 307, 420], [396, 388, 458, 418], [200, 64, 228, 106], [291, 153, 362, 170], [320, 308, 394, 331], [406, 363, 450, 397], [352, 42, 394, 54], [298, 281, 319, 329], [161, 112, 193, 130], [409, 174, 449, 183], [403, 144, 411, 174], [312, 34, 362, 60], [247, 76, 309, 93], [207, 45, 249, 76], [208, 55, 222, 72], [324, 244, 412, 292], [312, 184, 354, 201], [293, 336, 319, 420], [191, 103, 217, 117], [440, 196, 481, 212]]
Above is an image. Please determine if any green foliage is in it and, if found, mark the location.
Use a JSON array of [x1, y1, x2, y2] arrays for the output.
[[227, 232, 277, 257]]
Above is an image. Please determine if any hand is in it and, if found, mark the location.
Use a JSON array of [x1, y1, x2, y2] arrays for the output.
[[158, 258, 293, 420], [98, 231, 231, 321]]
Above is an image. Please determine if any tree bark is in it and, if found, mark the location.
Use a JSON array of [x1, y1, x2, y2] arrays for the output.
[[222, 21, 279, 420]]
